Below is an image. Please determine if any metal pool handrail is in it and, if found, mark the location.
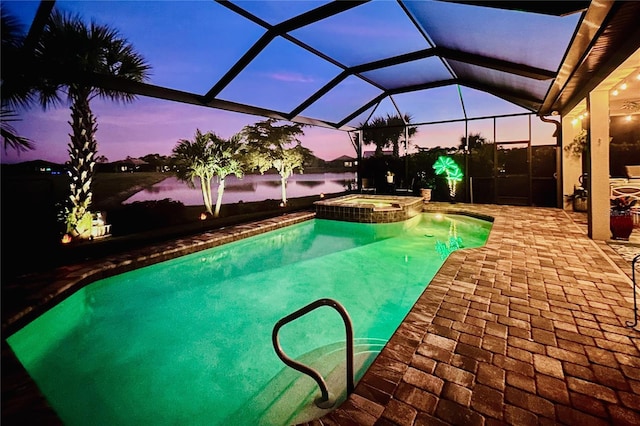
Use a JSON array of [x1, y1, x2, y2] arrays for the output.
[[272, 298, 354, 409]]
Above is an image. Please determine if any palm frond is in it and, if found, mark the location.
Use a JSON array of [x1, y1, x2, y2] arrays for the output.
[[1, 109, 34, 153]]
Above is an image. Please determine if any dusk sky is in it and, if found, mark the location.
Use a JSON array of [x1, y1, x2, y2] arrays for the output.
[[1, 0, 566, 164]]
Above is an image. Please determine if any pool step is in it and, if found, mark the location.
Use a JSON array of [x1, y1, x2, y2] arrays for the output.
[[222, 338, 385, 426]]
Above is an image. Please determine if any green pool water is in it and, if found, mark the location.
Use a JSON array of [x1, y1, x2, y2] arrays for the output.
[[7, 213, 491, 425]]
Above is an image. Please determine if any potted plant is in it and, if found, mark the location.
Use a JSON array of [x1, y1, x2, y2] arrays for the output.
[[566, 186, 588, 212], [415, 172, 435, 202], [610, 196, 637, 240], [386, 171, 395, 184]]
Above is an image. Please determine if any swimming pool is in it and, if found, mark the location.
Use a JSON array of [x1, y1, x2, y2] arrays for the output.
[[7, 213, 491, 425]]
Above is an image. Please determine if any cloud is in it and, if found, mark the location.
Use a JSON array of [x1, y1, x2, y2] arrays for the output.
[[268, 72, 316, 83]]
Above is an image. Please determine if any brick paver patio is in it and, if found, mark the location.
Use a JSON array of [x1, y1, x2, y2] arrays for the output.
[[2, 204, 640, 425], [314, 204, 640, 425]]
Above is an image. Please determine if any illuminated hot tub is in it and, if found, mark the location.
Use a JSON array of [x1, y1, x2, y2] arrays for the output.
[[314, 194, 424, 223]]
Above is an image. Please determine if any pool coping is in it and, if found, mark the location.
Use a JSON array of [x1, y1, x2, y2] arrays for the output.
[[2, 211, 316, 337], [3, 203, 640, 425], [314, 194, 424, 223]]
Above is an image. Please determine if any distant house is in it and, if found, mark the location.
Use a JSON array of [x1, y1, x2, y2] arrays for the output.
[[363, 150, 394, 158], [329, 155, 356, 168], [113, 157, 153, 173], [2, 160, 67, 175]]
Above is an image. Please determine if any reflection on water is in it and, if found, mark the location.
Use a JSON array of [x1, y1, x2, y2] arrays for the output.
[[124, 172, 356, 206], [435, 220, 464, 260], [296, 180, 324, 188], [224, 182, 257, 193]]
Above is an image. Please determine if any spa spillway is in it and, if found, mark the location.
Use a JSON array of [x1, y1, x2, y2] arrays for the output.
[[314, 194, 424, 223]]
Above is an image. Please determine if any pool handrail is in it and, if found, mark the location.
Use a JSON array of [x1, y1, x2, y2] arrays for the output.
[[272, 298, 354, 409]]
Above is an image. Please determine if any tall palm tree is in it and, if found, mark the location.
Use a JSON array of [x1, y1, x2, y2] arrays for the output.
[[33, 10, 150, 238], [387, 113, 418, 157], [360, 115, 390, 157], [242, 118, 311, 205]]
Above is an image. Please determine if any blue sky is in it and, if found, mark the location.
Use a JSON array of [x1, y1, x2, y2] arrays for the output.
[[1, 0, 561, 164]]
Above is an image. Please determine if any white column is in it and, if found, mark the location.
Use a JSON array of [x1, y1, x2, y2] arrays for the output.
[[587, 90, 610, 240]]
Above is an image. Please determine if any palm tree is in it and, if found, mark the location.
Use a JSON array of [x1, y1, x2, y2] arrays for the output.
[[458, 132, 487, 151], [172, 130, 217, 216], [360, 115, 390, 156], [387, 113, 417, 157], [32, 10, 150, 238], [360, 113, 417, 157], [172, 130, 246, 217], [210, 133, 246, 217], [241, 119, 311, 205]]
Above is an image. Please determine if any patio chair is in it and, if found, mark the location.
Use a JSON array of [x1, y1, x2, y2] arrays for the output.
[[361, 178, 376, 194]]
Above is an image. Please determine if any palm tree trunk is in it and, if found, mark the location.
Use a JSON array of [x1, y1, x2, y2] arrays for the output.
[[66, 86, 97, 238], [281, 175, 288, 205], [214, 177, 225, 218], [200, 176, 213, 215]]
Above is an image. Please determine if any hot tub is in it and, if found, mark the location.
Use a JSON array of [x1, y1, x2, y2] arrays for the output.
[[314, 194, 424, 223]]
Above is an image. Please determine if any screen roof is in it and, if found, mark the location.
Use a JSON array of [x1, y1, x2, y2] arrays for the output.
[[3, 0, 613, 131]]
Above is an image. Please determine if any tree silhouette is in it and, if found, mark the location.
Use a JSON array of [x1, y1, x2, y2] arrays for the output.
[[458, 132, 487, 151], [360, 113, 417, 157]]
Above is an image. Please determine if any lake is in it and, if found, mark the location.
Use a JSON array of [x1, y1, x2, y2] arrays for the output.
[[124, 172, 356, 206]]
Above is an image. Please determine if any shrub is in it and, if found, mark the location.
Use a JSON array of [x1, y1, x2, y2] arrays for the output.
[[108, 199, 188, 235]]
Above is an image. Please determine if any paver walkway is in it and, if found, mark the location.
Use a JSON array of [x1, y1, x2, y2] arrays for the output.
[[3, 204, 640, 425]]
